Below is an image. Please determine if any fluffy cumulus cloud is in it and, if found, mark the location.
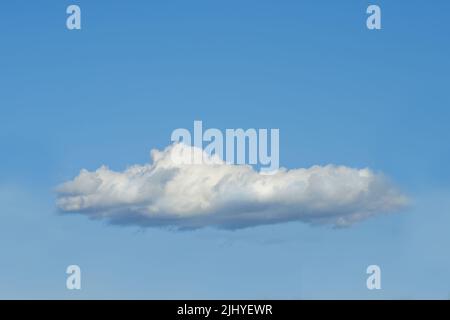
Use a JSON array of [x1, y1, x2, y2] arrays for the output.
[[56, 143, 408, 229]]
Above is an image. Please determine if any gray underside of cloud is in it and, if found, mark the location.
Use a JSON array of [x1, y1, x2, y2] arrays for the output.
[[56, 143, 408, 230]]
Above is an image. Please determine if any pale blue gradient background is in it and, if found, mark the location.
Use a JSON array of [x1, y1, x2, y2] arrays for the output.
[[0, 0, 449, 299]]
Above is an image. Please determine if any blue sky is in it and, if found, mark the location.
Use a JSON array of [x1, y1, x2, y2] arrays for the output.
[[0, 0, 449, 299]]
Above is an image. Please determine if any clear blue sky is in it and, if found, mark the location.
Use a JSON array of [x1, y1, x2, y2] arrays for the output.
[[0, 0, 449, 299]]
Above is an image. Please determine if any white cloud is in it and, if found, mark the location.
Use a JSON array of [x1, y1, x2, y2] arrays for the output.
[[56, 143, 408, 229]]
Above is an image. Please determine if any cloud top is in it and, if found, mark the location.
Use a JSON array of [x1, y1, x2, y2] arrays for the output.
[[56, 143, 407, 229]]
